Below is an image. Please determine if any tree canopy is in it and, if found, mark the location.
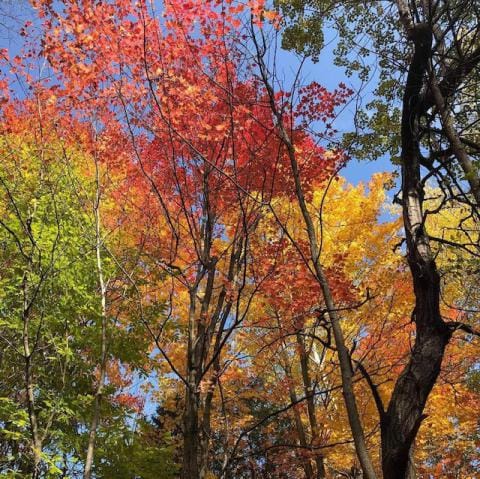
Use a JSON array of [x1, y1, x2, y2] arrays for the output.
[[0, 1, 478, 479]]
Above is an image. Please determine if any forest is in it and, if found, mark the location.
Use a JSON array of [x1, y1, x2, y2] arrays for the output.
[[0, 1, 479, 478]]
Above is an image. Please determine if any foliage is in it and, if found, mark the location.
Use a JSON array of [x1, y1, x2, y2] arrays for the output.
[[0, 1, 478, 478]]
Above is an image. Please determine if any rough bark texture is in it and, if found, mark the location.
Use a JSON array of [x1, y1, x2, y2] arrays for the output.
[[182, 387, 201, 478], [182, 291, 202, 479], [380, 23, 452, 479]]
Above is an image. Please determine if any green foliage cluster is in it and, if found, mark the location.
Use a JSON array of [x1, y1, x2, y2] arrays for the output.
[[0, 137, 176, 478]]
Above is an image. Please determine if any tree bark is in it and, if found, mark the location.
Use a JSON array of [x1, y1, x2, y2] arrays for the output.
[[381, 23, 451, 479], [182, 213, 244, 478], [22, 274, 42, 479], [183, 384, 201, 478], [281, 350, 316, 479], [296, 333, 326, 478], [182, 290, 202, 479], [84, 155, 108, 479]]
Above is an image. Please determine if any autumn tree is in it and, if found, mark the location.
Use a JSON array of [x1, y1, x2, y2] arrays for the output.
[[0, 44, 172, 476], [0, 1, 478, 478], [31, 2, 285, 477], [277, 0, 480, 477]]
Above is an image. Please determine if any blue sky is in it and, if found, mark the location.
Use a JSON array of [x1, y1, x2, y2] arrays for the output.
[[264, 22, 394, 186], [300, 44, 394, 186]]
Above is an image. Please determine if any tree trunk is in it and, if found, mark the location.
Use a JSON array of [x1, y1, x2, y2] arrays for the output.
[[183, 226, 241, 478], [381, 23, 451, 479], [22, 274, 42, 479], [200, 361, 219, 479], [286, 125, 376, 479], [182, 290, 201, 479], [253, 37, 377, 479], [183, 382, 201, 479], [84, 155, 108, 479], [281, 352, 316, 479], [297, 333, 326, 478]]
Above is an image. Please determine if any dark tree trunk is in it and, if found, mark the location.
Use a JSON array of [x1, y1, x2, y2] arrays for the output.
[[182, 389, 201, 478], [182, 290, 202, 479], [381, 23, 451, 479]]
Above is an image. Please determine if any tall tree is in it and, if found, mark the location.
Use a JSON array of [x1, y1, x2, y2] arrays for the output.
[[0, 1, 478, 478], [279, 0, 480, 477]]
